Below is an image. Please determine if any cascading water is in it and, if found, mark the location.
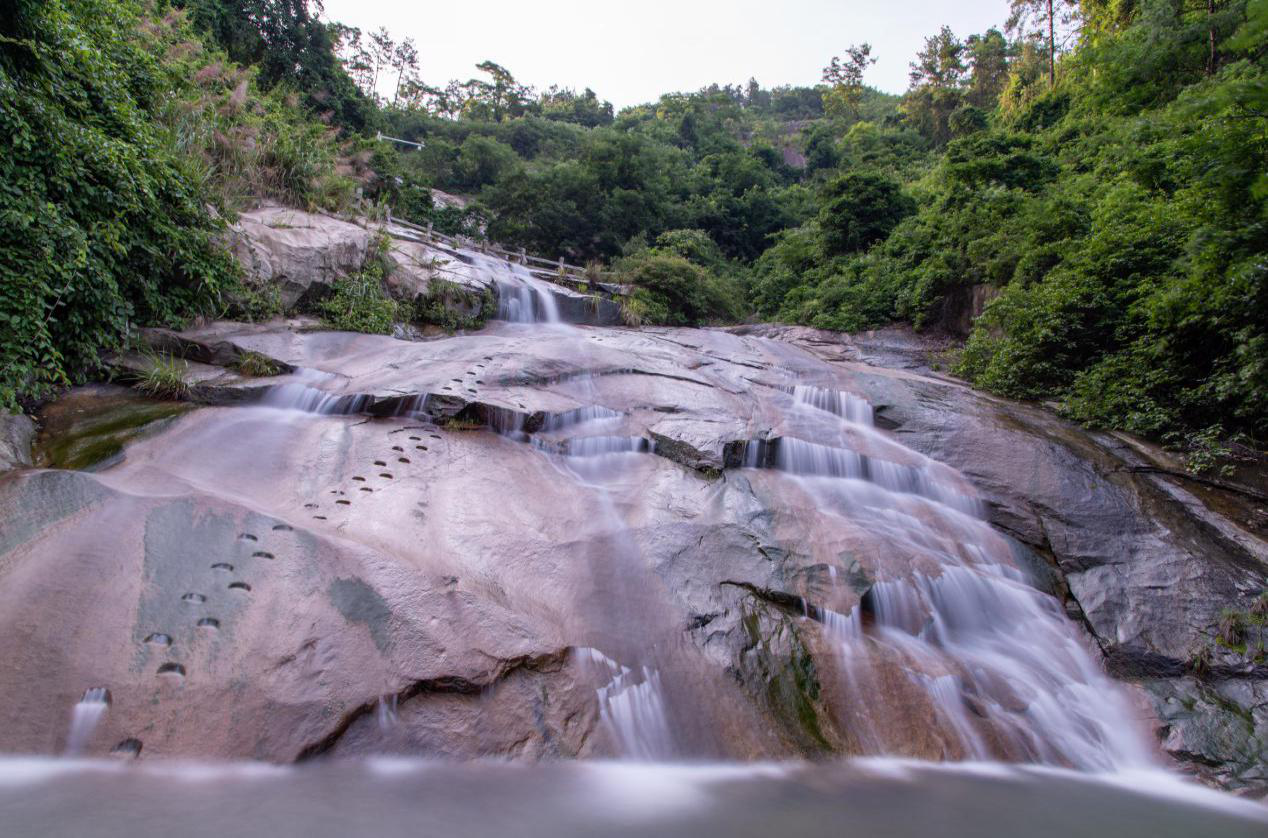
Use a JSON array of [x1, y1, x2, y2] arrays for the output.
[[482, 256, 562, 325], [259, 368, 372, 415], [65, 688, 110, 756], [747, 381, 1152, 770], [484, 311, 679, 759]]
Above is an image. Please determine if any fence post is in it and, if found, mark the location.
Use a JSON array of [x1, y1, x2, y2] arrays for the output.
[[426, 220, 434, 239], [519, 247, 527, 265]]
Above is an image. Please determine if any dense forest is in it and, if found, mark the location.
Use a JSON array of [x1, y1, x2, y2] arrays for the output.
[[2, 0, 1265, 462]]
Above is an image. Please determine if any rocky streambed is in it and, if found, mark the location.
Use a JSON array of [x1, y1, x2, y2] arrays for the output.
[[1, 221, 1265, 799]]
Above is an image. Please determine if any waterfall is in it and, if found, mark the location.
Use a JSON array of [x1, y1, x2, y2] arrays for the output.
[[578, 648, 675, 761], [65, 688, 110, 756], [259, 368, 373, 415], [479, 255, 562, 325], [752, 384, 1152, 770]]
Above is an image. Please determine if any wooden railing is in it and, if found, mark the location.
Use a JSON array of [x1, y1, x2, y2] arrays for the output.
[[383, 210, 629, 297]]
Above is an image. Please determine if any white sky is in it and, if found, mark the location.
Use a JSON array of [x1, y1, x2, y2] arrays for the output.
[[320, 0, 1009, 109]]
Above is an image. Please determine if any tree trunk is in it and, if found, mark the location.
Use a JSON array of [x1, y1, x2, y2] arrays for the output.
[[1048, 0, 1056, 87], [1207, 0, 1218, 77]]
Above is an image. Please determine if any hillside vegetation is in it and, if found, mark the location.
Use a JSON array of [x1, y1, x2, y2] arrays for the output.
[[1, 0, 1265, 457]]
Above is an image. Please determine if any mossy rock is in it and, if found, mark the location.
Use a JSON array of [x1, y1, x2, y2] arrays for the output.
[[34, 387, 193, 471]]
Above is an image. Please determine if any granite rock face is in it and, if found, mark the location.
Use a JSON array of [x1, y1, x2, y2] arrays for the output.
[[229, 205, 371, 309], [2, 319, 1264, 793]]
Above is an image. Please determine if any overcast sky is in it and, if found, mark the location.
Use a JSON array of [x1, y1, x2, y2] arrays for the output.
[[320, 0, 1009, 109]]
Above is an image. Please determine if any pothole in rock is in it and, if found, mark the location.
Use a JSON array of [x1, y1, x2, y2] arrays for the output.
[[228, 582, 251, 592], [197, 618, 220, 630], [181, 593, 206, 604], [157, 662, 186, 678], [251, 551, 274, 560], [211, 563, 234, 572], [112, 738, 143, 757], [143, 633, 172, 646]]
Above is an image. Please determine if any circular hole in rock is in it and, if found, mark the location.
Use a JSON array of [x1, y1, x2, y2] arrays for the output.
[[228, 582, 251, 592], [391, 446, 403, 452], [336, 500, 351, 506], [211, 563, 234, 572], [197, 618, 220, 630], [252, 551, 274, 560], [360, 487, 373, 492], [430, 434, 441, 440], [157, 662, 185, 677], [144, 633, 172, 646], [409, 436, 420, 441], [181, 593, 206, 604], [238, 533, 257, 542], [398, 458, 410, 464], [313, 515, 327, 520], [352, 476, 366, 482], [112, 738, 142, 757], [379, 473, 393, 479], [415, 445, 427, 451], [304, 503, 318, 509], [272, 524, 293, 532], [373, 460, 387, 466]]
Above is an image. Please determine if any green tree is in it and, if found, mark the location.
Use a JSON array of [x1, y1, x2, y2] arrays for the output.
[[1006, 0, 1079, 87], [904, 26, 968, 144], [822, 43, 877, 120], [818, 172, 915, 256]]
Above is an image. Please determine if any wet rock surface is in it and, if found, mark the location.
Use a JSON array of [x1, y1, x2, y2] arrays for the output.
[[1, 318, 1264, 793]]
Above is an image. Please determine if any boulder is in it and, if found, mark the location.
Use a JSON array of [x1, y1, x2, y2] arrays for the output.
[[229, 205, 371, 310], [0, 413, 35, 472]]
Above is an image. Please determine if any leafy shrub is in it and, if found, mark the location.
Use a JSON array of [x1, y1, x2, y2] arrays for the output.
[[318, 234, 399, 334], [614, 250, 742, 326], [412, 279, 496, 333], [0, 0, 237, 409]]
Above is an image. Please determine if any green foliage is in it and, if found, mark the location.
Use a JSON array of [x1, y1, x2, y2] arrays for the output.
[[614, 249, 743, 327], [759, 2, 1268, 447], [818, 172, 914, 256], [132, 353, 192, 400], [318, 233, 398, 334], [179, 0, 374, 132], [412, 279, 496, 333], [0, 0, 238, 409], [232, 351, 282, 377]]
